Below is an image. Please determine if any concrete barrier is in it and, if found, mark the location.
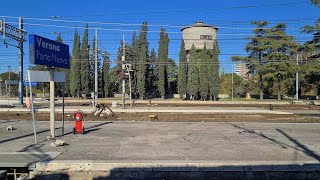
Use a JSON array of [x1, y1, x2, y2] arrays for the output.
[[34, 161, 320, 180]]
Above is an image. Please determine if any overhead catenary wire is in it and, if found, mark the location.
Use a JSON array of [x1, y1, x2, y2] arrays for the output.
[[1, 59, 313, 64], [5, 21, 319, 37], [1, 1, 309, 18], [1, 16, 318, 30], [4, 20, 320, 31], [1, 1, 318, 74]]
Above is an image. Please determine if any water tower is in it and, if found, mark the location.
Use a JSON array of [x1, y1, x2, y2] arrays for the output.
[[181, 21, 218, 55]]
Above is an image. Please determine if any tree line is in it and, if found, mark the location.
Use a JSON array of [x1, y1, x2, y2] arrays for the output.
[[109, 23, 175, 99], [1, 0, 318, 100], [230, 1, 320, 100], [178, 42, 220, 101]]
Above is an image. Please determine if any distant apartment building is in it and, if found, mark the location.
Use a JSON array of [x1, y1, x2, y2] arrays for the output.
[[234, 63, 250, 79]]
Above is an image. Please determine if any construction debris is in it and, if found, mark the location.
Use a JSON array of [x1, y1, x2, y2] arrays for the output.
[[94, 103, 115, 117], [50, 140, 67, 147], [148, 113, 158, 121]]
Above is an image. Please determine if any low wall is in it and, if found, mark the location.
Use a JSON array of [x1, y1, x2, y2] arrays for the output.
[[33, 162, 320, 180]]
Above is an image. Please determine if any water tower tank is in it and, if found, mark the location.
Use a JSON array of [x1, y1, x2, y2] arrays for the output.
[[181, 21, 218, 51]]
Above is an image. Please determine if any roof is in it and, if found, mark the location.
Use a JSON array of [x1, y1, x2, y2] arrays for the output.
[[181, 21, 218, 31]]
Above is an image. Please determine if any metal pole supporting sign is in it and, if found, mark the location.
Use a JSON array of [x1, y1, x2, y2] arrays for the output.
[[28, 70, 37, 144], [62, 83, 65, 135]]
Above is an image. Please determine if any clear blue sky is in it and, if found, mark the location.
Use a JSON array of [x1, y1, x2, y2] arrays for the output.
[[0, 0, 319, 75]]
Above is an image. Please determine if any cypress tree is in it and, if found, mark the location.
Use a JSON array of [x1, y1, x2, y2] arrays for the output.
[[102, 54, 110, 97], [149, 48, 157, 95], [199, 44, 209, 100], [80, 24, 90, 95], [210, 43, 220, 101], [178, 40, 187, 98], [89, 35, 95, 93], [137, 22, 148, 99], [157, 28, 169, 98], [56, 33, 62, 43], [70, 30, 81, 98], [187, 45, 199, 100], [164, 32, 170, 95], [89, 35, 102, 94], [114, 40, 124, 94], [55, 33, 66, 96], [130, 31, 139, 97]]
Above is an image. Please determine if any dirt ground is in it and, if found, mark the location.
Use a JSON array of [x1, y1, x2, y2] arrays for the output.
[[0, 111, 319, 123], [1, 101, 320, 123], [62, 101, 320, 110]]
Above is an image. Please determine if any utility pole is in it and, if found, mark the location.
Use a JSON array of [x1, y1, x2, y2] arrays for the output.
[[0, 78, 2, 98], [296, 53, 299, 101], [94, 29, 98, 107], [0, 18, 26, 104], [122, 35, 126, 109], [232, 63, 234, 101], [8, 66, 11, 97], [18, 18, 24, 105], [129, 71, 132, 109]]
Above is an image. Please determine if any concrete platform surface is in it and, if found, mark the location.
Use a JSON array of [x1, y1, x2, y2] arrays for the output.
[[1, 120, 320, 163], [0, 152, 57, 169], [1, 120, 320, 180]]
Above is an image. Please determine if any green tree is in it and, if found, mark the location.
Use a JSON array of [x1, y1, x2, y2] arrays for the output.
[[187, 45, 199, 100], [311, 0, 320, 7], [0, 72, 19, 96], [149, 48, 157, 96], [137, 22, 149, 99], [301, 61, 320, 95], [157, 28, 169, 98], [108, 67, 121, 95], [102, 53, 110, 97], [220, 73, 242, 96], [232, 21, 269, 100], [80, 24, 90, 96], [301, 1, 319, 57], [55, 33, 69, 96], [261, 23, 298, 100], [210, 43, 220, 100], [167, 58, 178, 94], [70, 30, 81, 98], [114, 40, 125, 94], [56, 33, 62, 43], [199, 44, 209, 100], [239, 79, 257, 98], [89, 35, 102, 95], [178, 40, 187, 98], [127, 31, 139, 98], [164, 32, 170, 96], [89, 35, 95, 93]]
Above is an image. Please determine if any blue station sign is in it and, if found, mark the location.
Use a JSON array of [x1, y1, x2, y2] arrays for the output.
[[29, 34, 70, 69], [24, 81, 38, 87]]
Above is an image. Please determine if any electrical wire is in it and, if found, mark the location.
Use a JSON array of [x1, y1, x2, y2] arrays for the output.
[[1, 1, 309, 18]]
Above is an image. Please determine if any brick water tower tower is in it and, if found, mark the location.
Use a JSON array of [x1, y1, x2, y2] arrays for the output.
[[181, 21, 218, 59]]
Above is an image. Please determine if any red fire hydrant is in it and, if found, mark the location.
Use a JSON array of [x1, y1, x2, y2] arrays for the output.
[[73, 110, 85, 135]]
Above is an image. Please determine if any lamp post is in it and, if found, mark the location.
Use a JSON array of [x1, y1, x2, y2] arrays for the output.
[[0, 78, 2, 98], [8, 66, 11, 97]]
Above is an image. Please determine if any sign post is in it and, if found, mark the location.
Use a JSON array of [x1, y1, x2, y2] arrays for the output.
[[29, 34, 69, 142], [49, 69, 55, 138], [28, 70, 37, 144]]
